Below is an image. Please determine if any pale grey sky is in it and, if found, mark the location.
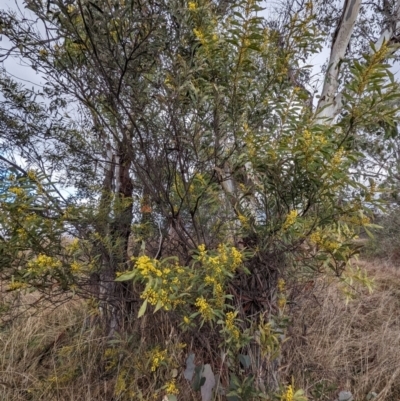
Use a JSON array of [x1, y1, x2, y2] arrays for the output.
[[1, 0, 47, 89], [0, 0, 330, 94]]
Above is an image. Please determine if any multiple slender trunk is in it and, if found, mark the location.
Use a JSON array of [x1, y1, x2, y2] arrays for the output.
[[97, 138, 134, 336]]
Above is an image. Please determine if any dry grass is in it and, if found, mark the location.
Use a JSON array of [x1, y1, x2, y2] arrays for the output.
[[284, 258, 400, 401], [2, 258, 400, 400], [0, 299, 112, 400], [0, 293, 202, 401]]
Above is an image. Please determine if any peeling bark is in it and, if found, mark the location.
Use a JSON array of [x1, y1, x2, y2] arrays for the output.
[[316, 0, 362, 122]]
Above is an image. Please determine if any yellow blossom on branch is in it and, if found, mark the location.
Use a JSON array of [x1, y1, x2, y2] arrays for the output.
[[165, 379, 179, 395], [281, 384, 294, 401], [225, 311, 240, 341], [149, 348, 168, 372], [8, 281, 26, 291], [277, 296, 286, 310], [282, 210, 298, 230], [9, 187, 25, 197], [195, 296, 213, 320], [28, 254, 62, 271], [277, 278, 285, 292], [230, 247, 243, 269], [70, 261, 82, 272]]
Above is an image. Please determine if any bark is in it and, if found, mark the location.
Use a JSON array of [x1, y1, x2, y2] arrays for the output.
[[317, 0, 400, 123], [96, 137, 134, 337], [375, 0, 400, 50], [316, 0, 362, 122]]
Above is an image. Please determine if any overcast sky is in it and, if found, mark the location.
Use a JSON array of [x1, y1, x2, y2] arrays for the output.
[[1, 0, 331, 94], [1, 0, 48, 90]]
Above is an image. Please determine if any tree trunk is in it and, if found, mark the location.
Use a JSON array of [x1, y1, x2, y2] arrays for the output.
[[96, 138, 134, 337]]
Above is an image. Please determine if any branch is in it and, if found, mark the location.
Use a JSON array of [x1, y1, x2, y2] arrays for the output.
[[0, 154, 27, 175], [375, 0, 400, 50]]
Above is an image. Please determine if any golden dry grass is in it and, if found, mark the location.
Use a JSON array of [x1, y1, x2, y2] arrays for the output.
[[0, 294, 199, 401], [2, 258, 400, 400], [284, 259, 400, 401]]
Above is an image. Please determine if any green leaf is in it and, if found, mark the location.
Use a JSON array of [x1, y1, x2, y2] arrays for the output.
[[138, 299, 148, 318], [115, 271, 135, 281], [153, 300, 163, 313], [192, 364, 205, 391], [239, 354, 251, 369]]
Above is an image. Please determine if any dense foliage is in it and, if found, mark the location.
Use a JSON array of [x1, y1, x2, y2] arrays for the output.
[[1, 0, 400, 399]]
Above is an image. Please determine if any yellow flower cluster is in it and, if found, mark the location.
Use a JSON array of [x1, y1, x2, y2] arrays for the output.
[[214, 283, 224, 308], [149, 348, 168, 372], [230, 247, 243, 269], [315, 134, 327, 145], [9, 187, 25, 197], [195, 297, 213, 320], [115, 371, 127, 395], [141, 288, 168, 306], [277, 278, 287, 310], [135, 255, 162, 277], [134, 256, 188, 310], [16, 228, 28, 240], [217, 243, 228, 263], [277, 297, 287, 310], [331, 147, 345, 168], [281, 384, 294, 401], [238, 213, 249, 228], [27, 169, 37, 181], [198, 244, 244, 311], [283, 210, 298, 230], [188, 1, 196, 10], [193, 28, 206, 45], [70, 261, 82, 272], [302, 129, 312, 147], [199, 244, 243, 309], [25, 214, 36, 223], [310, 230, 340, 253], [27, 254, 62, 271], [104, 348, 119, 371], [225, 311, 240, 341], [309, 231, 321, 245], [165, 379, 179, 395], [341, 214, 370, 226], [8, 281, 26, 291], [198, 244, 206, 260], [323, 240, 340, 252], [66, 238, 80, 253]]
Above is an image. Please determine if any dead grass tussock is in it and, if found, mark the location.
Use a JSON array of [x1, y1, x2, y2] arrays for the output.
[[0, 291, 204, 401], [284, 259, 400, 401]]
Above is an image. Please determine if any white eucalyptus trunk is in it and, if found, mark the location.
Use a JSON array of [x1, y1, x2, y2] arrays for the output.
[[317, 0, 400, 124], [375, 0, 400, 51], [316, 0, 362, 122]]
